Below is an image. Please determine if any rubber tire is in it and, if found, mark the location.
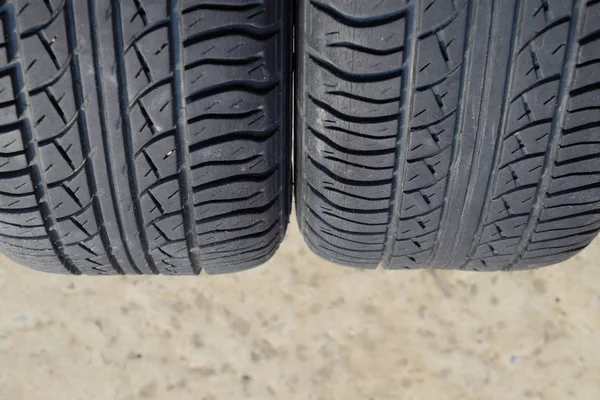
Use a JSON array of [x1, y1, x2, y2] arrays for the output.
[[295, 0, 600, 271], [0, 0, 291, 275]]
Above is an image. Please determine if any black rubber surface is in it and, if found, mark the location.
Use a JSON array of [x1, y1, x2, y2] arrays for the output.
[[0, 0, 291, 275], [295, 0, 600, 270]]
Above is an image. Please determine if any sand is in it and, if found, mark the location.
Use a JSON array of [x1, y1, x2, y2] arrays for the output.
[[0, 214, 599, 400]]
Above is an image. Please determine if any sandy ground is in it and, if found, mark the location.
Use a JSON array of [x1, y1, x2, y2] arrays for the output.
[[0, 213, 599, 400]]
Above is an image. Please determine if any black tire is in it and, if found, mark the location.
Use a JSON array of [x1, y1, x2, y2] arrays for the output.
[[0, 0, 291, 275], [295, 0, 600, 270]]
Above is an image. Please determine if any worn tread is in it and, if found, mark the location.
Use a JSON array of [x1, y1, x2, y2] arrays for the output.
[[297, 0, 600, 271]]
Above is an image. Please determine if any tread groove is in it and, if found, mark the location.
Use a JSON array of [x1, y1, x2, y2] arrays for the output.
[[9, 3, 80, 274], [169, 0, 202, 274], [87, 0, 145, 274], [461, 0, 524, 268], [65, 0, 125, 274], [508, 0, 586, 269], [110, 0, 159, 274]]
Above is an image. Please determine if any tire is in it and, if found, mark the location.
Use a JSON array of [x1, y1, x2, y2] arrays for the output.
[[0, 0, 292, 275], [295, 0, 600, 270]]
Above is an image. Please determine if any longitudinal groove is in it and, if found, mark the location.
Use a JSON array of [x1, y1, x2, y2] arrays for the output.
[[65, 0, 124, 275], [508, 0, 585, 268], [8, 3, 80, 274], [427, 0, 479, 268], [86, 0, 148, 274], [458, 0, 523, 268], [110, 0, 159, 274], [276, 0, 291, 255], [169, 0, 201, 275]]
